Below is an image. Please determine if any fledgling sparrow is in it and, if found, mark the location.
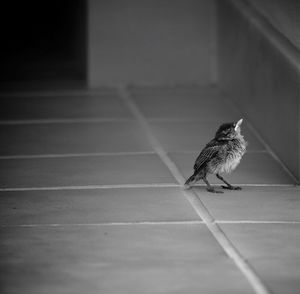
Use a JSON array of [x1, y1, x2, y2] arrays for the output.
[[184, 119, 247, 193]]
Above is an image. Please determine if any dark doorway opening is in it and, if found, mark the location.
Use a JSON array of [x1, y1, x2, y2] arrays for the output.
[[0, 0, 86, 91]]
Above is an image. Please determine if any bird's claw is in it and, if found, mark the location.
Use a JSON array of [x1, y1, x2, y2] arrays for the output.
[[183, 184, 192, 190], [207, 188, 224, 194], [221, 185, 242, 190]]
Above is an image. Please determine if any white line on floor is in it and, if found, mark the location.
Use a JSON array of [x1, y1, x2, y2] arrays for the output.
[[0, 89, 116, 97], [147, 118, 227, 122], [0, 183, 180, 192], [0, 151, 156, 160], [216, 220, 300, 224], [0, 183, 295, 192], [0, 118, 132, 125], [0, 150, 267, 160], [0, 220, 204, 228], [2, 220, 300, 228], [119, 85, 271, 294]]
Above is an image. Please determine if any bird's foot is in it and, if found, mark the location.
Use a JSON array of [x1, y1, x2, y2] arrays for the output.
[[183, 184, 192, 190], [207, 187, 224, 194], [221, 185, 242, 190]]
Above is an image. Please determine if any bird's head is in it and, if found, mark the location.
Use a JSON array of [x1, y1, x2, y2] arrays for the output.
[[215, 118, 243, 140]]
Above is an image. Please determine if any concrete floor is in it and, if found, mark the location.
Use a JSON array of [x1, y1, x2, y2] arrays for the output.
[[0, 85, 299, 294]]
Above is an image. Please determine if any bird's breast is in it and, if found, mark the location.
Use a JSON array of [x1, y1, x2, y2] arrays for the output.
[[219, 152, 242, 173], [218, 139, 246, 174]]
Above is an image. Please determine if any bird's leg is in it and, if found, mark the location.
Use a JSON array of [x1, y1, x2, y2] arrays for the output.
[[203, 177, 223, 194], [216, 173, 241, 190]]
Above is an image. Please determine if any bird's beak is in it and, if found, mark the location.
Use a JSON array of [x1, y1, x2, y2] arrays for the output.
[[235, 118, 243, 131]]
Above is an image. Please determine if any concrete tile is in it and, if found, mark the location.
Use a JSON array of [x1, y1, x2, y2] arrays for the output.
[[170, 152, 295, 185], [0, 187, 199, 225], [251, 259, 300, 294], [220, 224, 300, 294], [197, 186, 300, 221], [149, 121, 264, 151], [0, 154, 176, 188], [0, 122, 152, 155], [220, 224, 300, 259], [131, 87, 239, 121], [0, 225, 255, 294], [0, 93, 132, 120]]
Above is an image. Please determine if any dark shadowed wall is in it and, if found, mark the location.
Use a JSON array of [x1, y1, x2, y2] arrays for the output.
[[0, 0, 86, 88]]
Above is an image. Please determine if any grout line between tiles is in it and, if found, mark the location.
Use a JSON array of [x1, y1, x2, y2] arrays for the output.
[[0, 150, 266, 161], [0, 151, 156, 160], [0, 220, 204, 228], [147, 118, 235, 122], [0, 183, 180, 192], [0, 183, 295, 192], [119, 85, 271, 294], [2, 220, 300, 229], [0, 89, 116, 97], [0, 118, 132, 125], [0, 118, 211, 124], [216, 220, 300, 224]]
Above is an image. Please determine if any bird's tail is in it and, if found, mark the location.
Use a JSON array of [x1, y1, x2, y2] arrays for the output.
[[184, 173, 197, 189]]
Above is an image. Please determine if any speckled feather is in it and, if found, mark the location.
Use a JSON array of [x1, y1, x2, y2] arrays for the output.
[[195, 135, 247, 175]]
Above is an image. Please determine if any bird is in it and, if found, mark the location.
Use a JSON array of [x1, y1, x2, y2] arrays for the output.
[[184, 118, 247, 193]]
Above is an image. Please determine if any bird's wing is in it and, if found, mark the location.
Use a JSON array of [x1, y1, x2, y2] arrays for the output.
[[193, 142, 221, 171]]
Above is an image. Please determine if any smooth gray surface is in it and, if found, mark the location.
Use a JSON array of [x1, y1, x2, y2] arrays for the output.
[[0, 187, 199, 225], [197, 186, 300, 221], [250, 259, 300, 294], [220, 224, 300, 259], [220, 224, 300, 294], [0, 225, 255, 294], [0, 122, 152, 155], [0, 154, 176, 188], [0, 93, 132, 120]]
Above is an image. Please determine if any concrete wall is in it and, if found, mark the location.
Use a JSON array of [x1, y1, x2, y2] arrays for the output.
[[88, 0, 215, 87], [217, 0, 300, 181], [249, 0, 300, 51]]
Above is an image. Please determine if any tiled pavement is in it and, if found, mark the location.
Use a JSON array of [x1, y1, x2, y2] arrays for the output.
[[0, 85, 299, 294]]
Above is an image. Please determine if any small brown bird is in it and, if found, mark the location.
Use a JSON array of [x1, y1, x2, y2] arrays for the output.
[[184, 119, 247, 193]]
